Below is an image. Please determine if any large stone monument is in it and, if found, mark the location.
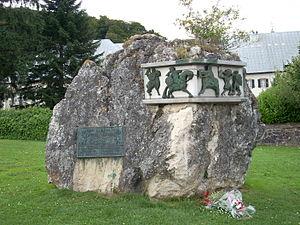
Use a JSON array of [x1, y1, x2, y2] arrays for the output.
[[46, 34, 262, 198]]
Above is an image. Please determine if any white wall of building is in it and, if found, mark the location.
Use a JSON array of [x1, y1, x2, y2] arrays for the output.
[[1, 95, 35, 109], [246, 72, 275, 97]]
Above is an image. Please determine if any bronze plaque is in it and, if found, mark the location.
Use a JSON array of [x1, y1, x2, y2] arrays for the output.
[[77, 127, 124, 158]]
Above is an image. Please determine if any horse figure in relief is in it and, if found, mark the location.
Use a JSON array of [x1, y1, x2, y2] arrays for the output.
[[162, 66, 194, 98]]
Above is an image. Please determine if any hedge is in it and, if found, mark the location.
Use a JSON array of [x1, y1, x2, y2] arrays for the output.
[[0, 107, 52, 141], [258, 56, 300, 124], [258, 87, 296, 124]]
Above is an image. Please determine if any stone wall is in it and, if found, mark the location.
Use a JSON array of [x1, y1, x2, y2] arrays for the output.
[[258, 123, 300, 146]]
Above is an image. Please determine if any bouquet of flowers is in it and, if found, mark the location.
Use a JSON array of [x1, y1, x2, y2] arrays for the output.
[[203, 189, 256, 219]]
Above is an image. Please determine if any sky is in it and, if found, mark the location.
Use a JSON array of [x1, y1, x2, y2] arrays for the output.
[[80, 0, 300, 40]]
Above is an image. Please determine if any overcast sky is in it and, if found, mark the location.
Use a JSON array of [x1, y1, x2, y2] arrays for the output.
[[80, 0, 300, 40]]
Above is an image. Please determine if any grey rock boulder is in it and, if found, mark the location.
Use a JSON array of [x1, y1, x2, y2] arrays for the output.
[[46, 34, 262, 198]]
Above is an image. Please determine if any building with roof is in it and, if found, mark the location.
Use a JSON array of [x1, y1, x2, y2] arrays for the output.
[[235, 31, 300, 96], [95, 39, 123, 57]]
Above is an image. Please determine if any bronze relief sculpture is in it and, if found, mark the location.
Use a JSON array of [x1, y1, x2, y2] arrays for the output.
[[162, 66, 194, 98], [145, 68, 161, 97], [219, 69, 243, 96], [197, 65, 219, 97]]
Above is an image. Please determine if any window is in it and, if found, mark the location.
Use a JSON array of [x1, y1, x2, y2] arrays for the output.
[[258, 78, 269, 88], [251, 79, 255, 88], [258, 79, 261, 88], [247, 80, 251, 88], [247, 79, 255, 88]]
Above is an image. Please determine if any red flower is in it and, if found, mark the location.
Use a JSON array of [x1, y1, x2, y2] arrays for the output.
[[203, 191, 212, 206]]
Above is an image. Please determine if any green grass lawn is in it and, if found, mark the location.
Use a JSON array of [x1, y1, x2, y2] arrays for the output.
[[0, 140, 299, 225]]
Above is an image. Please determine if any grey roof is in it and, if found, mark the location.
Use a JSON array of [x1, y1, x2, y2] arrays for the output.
[[235, 31, 300, 74], [95, 39, 123, 57]]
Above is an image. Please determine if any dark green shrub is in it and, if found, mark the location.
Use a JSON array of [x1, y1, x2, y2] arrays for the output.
[[258, 56, 300, 124], [0, 107, 52, 141]]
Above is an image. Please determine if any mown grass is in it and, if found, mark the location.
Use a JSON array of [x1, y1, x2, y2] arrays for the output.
[[0, 139, 299, 225]]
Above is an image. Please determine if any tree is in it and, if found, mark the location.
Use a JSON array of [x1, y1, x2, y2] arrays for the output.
[[0, 5, 155, 108], [87, 15, 100, 40], [96, 15, 110, 39], [28, 0, 98, 109], [258, 56, 300, 124], [87, 15, 161, 43], [95, 16, 148, 43], [177, 0, 248, 50], [0, 7, 44, 107]]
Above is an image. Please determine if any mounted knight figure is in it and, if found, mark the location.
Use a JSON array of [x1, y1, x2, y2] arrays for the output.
[[162, 66, 194, 98]]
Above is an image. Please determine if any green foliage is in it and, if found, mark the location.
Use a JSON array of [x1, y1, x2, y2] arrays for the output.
[[0, 4, 98, 109], [0, 4, 156, 109], [88, 15, 160, 43], [1, 141, 299, 224], [0, 107, 52, 140], [258, 56, 300, 124], [175, 46, 189, 59], [27, 0, 98, 109], [177, 0, 249, 50], [0, 7, 44, 107], [92, 15, 156, 43], [87, 15, 99, 39]]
